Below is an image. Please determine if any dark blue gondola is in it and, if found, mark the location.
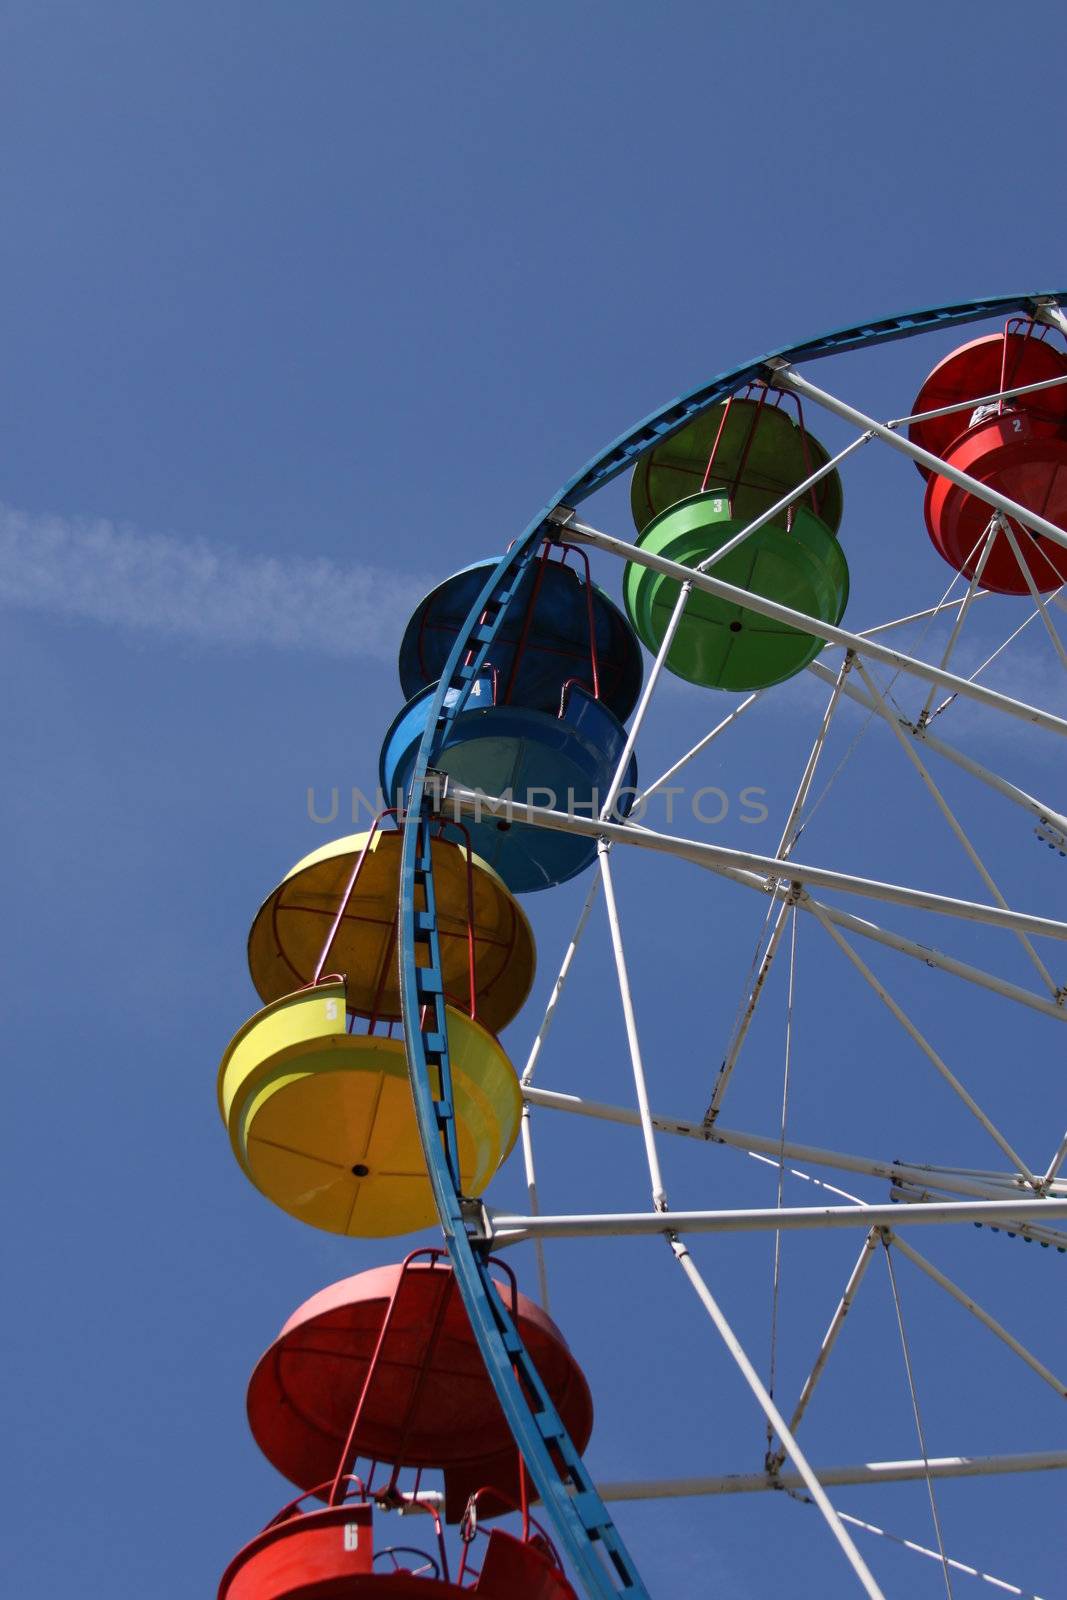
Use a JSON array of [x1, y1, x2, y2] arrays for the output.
[[380, 673, 637, 894], [398, 545, 643, 722]]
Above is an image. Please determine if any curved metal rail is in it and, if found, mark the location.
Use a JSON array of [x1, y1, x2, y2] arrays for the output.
[[397, 290, 1066, 1597]]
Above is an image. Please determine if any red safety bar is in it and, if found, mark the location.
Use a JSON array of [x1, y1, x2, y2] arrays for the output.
[[462, 538, 602, 711], [699, 381, 819, 524], [303, 810, 481, 1027], [326, 1250, 522, 1510]]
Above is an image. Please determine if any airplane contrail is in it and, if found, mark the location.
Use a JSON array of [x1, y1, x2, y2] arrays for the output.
[[0, 501, 429, 660]]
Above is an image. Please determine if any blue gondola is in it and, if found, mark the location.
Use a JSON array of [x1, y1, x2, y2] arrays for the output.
[[398, 546, 643, 722], [380, 674, 637, 894]]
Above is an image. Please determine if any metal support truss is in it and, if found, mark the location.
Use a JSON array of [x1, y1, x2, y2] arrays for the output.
[[440, 779, 1067, 945], [792, 889, 1066, 1023], [851, 659, 1058, 995], [916, 521, 997, 726], [708, 655, 852, 1121], [807, 902, 1038, 1181], [807, 657, 1067, 847], [595, 1450, 1067, 1500], [598, 842, 667, 1210], [1000, 515, 1067, 672], [520, 1082, 1067, 1206], [485, 1198, 1067, 1246], [886, 1232, 1067, 1398], [857, 590, 991, 638], [667, 1234, 885, 1598], [521, 870, 601, 1087], [929, 604, 1051, 723], [775, 1229, 881, 1462]]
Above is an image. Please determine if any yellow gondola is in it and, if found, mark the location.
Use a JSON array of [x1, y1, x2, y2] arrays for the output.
[[247, 827, 535, 1033], [218, 981, 521, 1237]]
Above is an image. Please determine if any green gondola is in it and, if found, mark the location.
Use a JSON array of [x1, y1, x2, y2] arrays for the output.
[[631, 395, 844, 535], [623, 491, 849, 691]]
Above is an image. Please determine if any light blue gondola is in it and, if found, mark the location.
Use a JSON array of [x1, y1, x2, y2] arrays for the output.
[[380, 674, 638, 894]]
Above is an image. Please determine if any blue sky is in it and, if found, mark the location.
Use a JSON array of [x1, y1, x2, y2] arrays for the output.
[[2, 3, 1065, 1596]]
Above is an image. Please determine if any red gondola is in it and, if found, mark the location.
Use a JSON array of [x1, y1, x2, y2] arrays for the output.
[[219, 1483, 578, 1598], [910, 322, 1067, 593], [924, 410, 1067, 593], [246, 1253, 594, 1525]]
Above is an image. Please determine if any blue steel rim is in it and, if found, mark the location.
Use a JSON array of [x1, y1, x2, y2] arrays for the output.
[[397, 291, 1066, 1597]]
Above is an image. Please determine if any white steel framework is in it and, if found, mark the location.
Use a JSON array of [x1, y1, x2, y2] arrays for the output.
[[445, 308, 1067, 1599]]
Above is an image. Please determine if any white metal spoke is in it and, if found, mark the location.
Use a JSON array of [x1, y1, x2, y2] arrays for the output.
[[442, 779, 1067, 944], [691, 429, 872, 566], [511, 804, 1067, 1023], [796, 892, 1067, 1023], [778, 657, 854, 856], [637, 690, 761, 804], [516, 537, 679, 1096], [668, 1234, 886, 1600], [709, 658, 850, 1121], [856, 590, 991, 639], [766, 908, 800, 1451], [518, 1105, 551, 1311], [888, 1184, 1067, 1249], [833, 1507, 1049, 1599], [595, 1450, 1067, 1500], [1040, 1130, 1067, 1190], [808, 901, 1038, 1181], [809, 656, 1067, 847], [521, 1082, 1066, 1203], [772, 364, 1067, 556], [887, 1233, 1067, 1399], [708, 893, 790, 1120], [521, 869, 601, 1087], [601, 580, 692, 821], [929, 603, 1049, 722], [882, 1240, 955, 1598], [783, 883, 1067, 1017], [918, 521, 997, 726], [775, 1228, 880, 1463], [853, 659, 1060, 998], [902, 726, 1067, 844], [598, 842, 666, 1210], [889, 364, 1067, 429], [560, 517, 1067, 737], [745, 1146, 864, 1206], [485, 1198, 1067, 1245], [545, 552, 710, 1192], [999, 516, 1067, 674]]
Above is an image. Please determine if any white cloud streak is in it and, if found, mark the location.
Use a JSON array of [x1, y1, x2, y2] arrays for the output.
[[0, 502, 428, 659]]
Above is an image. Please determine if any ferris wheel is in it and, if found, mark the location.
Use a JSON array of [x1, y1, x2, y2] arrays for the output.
[[214, 292, 1067, 1599]]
